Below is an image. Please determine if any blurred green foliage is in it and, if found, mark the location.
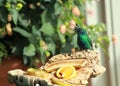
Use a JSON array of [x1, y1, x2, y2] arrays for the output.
[[0, 0, 109, 66]]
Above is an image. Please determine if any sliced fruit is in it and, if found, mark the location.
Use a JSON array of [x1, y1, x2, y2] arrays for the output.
[[35, 70, 49, 78], [51, 77, 71, 86], [26, 68, 49, 78], [56, 65, 76, 80], [44, 59, 86, 72], [26, 68, 37, 75]]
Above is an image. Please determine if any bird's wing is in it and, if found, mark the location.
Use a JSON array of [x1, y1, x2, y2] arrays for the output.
[[87, 36, 93, 48]]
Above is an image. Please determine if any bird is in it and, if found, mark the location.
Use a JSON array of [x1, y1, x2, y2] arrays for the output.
[[75, 24, 93, 50]]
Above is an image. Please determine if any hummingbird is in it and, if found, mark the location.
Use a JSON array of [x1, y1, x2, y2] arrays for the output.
[[75, 24, 93, 50]]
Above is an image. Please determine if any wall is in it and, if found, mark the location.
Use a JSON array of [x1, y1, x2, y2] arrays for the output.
[[105, 0, 120, 86], [86, 0, 109, 86]]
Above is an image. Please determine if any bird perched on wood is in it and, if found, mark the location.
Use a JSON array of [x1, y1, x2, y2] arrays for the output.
[[75, 24, 93, 50]]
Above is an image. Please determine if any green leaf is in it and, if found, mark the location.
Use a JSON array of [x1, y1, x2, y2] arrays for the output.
[[54, 2, 63, 15], [0, 58, 1, 64], [23, 44, 36, 56], [18, 15, 29, 28], [57, 18, 62, 28], [71, 34, 78, 48], [23, 56, 32, 66], [9, 9, 18, 25], [57, 31, 65, 44], [44, 0, 51, 2], [32, 26, 41, 37], [60, 41, 73, 53], [0, 43, 7, 58], [13, 27, 32, 37], [48, 42, 56, 55], [16, 0, 26, 4], [28, 35, 38, 44], [0, 52, 4, 58], [39, 47, 45, 64], [23, 56, 28, 65], [94, 23, 106, 32], [41, 10, 47, 24], [40, 22, 54, 36]]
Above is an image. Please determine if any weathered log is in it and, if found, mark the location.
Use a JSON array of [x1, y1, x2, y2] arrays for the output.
[[8, 50, 106, 86]]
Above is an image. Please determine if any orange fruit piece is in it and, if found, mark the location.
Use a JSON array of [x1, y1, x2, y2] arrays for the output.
[[56, 65, 76, 80]]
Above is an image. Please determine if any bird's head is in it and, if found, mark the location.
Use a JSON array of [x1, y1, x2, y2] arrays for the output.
[[69, 21, 86, 34], [75, 24, 86, 34]]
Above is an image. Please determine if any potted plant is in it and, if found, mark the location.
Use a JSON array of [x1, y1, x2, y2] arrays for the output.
[[0, 1, 109, 85]]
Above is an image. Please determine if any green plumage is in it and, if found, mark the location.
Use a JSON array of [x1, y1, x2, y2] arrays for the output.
[[75, 24, 93, 50]]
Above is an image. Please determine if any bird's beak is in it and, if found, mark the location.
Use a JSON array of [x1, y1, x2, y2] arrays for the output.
[[68, 21, 82, 32]]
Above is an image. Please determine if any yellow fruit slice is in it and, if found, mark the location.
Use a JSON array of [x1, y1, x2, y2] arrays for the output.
[[51, 77, 71, 86], [27, 68, 37, 75], [26, 68, 49, 78], [44, 59, 86, 72], [56, 65, 76, 80], [35, 70, 49, 78]]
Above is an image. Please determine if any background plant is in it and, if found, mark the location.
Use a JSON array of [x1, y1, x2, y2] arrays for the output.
[[0, 0, 109, 67]]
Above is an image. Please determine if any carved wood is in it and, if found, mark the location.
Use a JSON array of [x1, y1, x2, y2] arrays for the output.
[[8, 50, 106, 86]]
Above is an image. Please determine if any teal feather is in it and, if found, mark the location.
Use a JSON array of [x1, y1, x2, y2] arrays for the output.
[[75, 24, 93, 50]]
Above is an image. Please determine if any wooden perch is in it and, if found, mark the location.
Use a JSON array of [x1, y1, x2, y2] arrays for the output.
[[8, 50, 106, 86]]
